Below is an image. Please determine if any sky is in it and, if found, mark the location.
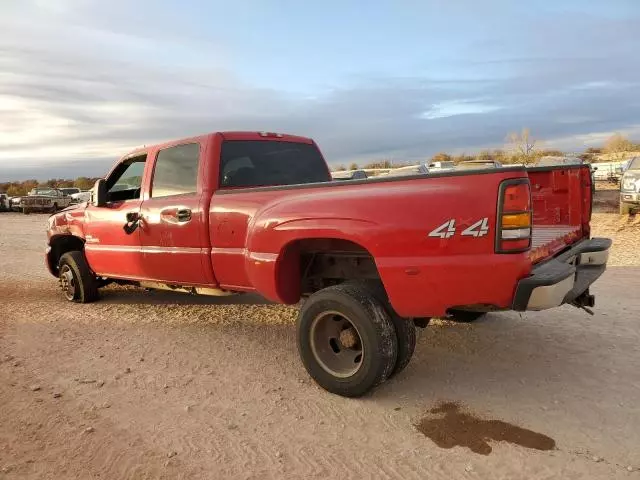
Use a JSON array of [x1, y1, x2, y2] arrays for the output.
[[1, 0, 639, 180]]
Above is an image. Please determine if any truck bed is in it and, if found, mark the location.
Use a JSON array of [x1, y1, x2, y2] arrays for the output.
[[528, 165, 592, 263]]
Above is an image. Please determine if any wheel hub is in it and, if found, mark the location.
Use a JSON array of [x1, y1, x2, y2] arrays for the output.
[[339, 327, 358, 349], [310, 312, 364, 378], [59, 265, 76, 301]]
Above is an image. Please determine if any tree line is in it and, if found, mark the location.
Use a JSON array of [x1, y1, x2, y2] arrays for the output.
[[2, 132, 639, 192], [334, 131, 640, 171], [0, 177, 100, 197]]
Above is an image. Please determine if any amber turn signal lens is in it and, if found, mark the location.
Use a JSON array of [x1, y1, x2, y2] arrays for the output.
[[501, 212, 531, 228]]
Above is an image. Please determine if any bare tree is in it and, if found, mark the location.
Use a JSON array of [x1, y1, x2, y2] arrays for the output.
[[349, 162, 359, 170], [603, 133, 633, 154], [431, 152, 452, 163], [506, 128, 537, 164]]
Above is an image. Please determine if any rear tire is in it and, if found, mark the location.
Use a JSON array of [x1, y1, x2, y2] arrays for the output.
[[58, 251, 99, 303], [362, 281, 416, 378], [297, 283, 398, 397], [620, 202, 632, 215], [448, 310, 486, 323]]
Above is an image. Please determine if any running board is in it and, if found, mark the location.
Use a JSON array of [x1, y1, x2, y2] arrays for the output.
[[138, 281, 236, 297]]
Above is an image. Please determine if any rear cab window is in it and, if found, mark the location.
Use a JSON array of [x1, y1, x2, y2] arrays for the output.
[[220, 140, 330, 188]]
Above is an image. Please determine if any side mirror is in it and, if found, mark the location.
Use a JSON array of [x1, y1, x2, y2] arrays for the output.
[[93, 179, 107, 207], [593, 166, 598, 171]]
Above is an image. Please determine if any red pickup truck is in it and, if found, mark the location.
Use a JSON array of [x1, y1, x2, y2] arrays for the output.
[[47, 131, 611, 397]]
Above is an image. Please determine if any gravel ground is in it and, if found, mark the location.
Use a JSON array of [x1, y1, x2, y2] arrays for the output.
[[1, 206, 639, 479]]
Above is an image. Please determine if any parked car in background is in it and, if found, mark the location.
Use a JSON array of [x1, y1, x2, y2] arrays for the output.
[[0, 193, 9, 212], [620, 157, 640, 215], [60, 187, 81, 197], [331, 169, 368, 181], [428, 161, 455, 171], [10, 196, 22, 211], [383, 163, 429, 177], [70, 191, 92, 203], [21, 188, 73, 214], [458, 159, 504, 169]]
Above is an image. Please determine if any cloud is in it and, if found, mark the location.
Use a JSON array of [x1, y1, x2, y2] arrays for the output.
[[0, 0, 639, 180]]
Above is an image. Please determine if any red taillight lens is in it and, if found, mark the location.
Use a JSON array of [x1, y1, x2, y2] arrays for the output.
[[503, 183, 531, 212], [496, 180, 532, 253]]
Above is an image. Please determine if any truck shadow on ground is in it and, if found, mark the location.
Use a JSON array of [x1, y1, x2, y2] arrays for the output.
[[99, 286, 273, 306]]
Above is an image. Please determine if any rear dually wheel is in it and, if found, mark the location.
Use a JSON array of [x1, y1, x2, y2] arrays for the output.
[[297, 283, 398, 397]]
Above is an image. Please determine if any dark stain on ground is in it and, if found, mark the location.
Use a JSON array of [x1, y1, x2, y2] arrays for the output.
[[416, 402, 556, 455]]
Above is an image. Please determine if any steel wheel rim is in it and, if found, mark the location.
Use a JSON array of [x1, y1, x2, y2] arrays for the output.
[[309, 311, 364, 378], [59, 265, 76, 301]]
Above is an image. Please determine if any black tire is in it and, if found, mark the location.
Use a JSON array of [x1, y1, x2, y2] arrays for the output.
[[620, 202, 632, 215], [448, 310, 486, 323], [50, 203, 58, 213], [22, 207, 30, 215], [361, 281, 416, 378], [297, 283, 398, 397], [58, 251, 99, 303]]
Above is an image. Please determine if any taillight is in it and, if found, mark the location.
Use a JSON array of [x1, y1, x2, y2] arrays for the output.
[[496, 180, 532, 253]]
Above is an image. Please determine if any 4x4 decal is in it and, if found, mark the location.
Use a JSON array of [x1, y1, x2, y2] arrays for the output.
[[429, 217, 490, 238]]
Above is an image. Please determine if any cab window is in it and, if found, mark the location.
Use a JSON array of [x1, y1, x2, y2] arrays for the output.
[[106, 154, 147, 202], [151, 143, 200, 198]]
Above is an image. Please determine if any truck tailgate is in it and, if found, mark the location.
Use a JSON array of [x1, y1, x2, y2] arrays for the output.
[[527, 165, 593, 263]]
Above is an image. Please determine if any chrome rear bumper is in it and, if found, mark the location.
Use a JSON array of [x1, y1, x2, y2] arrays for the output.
[[512, 238, 611, 311]]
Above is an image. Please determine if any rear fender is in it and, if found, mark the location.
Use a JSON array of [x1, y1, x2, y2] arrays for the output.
[[244, 218, 378, 304]]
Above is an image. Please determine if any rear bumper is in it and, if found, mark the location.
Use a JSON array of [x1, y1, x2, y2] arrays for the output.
[[512, 237, 612, 311], [620, 192, 640, 204]]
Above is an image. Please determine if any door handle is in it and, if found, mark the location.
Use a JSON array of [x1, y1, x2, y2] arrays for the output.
[[176, 208, 192, 223], [123, 211, 140, 234]]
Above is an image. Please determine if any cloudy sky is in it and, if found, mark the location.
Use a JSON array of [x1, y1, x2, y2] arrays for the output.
[[1, 0, 639, 180]]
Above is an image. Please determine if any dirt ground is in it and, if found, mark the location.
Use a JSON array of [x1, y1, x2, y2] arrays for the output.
[[1, 195, 640, 479]]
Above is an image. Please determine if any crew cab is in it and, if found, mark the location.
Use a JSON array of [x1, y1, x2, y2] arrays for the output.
[[46, 131, 611, 397]]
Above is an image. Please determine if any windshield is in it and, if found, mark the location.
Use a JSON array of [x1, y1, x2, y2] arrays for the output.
[[627, 157, 640, 171], [220, 141, 330, 188], [30, 188, 57, 196]]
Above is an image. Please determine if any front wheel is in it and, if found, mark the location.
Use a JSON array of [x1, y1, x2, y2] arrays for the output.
[[297, 283, 398, 397], [58, 251, 99, 303]]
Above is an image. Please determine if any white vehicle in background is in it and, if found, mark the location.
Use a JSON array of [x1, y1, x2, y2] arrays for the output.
[[383, 163, 429, 177], [620, 157, 640, 215], [428, 161, 455, 171], [457, 159, 504, 169], [9, 196, 22, 211], [331, 170, 368, 181], [0, 193, 9, 212], [59, 187, 81, 197], [70, 191, 92, 203]]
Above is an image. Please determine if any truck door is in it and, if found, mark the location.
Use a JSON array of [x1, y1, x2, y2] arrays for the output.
[[138, 142, 213, 285], [84, 154, 147, 279]]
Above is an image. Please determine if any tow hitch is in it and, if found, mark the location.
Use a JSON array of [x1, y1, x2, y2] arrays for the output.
[[571, 290, 595, 315]]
